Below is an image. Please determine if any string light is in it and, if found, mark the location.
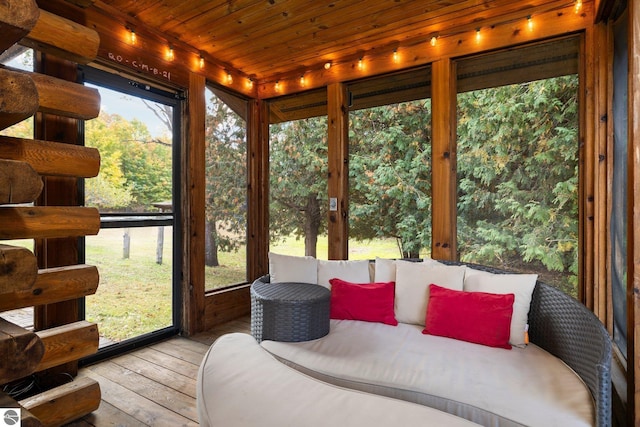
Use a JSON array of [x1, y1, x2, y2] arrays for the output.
[[246, 79, 254, 89], [475, 28, 481, 43], [275, 80, 281, 91], [129, 29, 137, 45], [357, 57, 364, 71], [430, 36, 437, 47], [324, 61, 332, 70], [527, 15, 533, 31], [199, 55, 205, 69], [574, 0, 583, 13], [226, 72, 233, 84], [299, 75, 306, 86], [166, 45, 174, 61]]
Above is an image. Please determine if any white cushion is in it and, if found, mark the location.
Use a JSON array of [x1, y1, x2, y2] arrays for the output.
[[463, 268, 537, 347], [268, 252, 318, 284], [262, 321, 594, 427], [317, 259, 370, 289], [394, 262, 466, 325], [198, 333, 481, 427], [374, 257, 396, 282]]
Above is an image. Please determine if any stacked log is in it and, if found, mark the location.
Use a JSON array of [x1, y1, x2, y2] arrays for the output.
[[0, 1, 103, 425]]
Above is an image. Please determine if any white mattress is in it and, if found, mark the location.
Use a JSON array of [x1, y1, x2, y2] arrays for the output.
[[197, 333, 481, 427], [261, 320, 595, 427]]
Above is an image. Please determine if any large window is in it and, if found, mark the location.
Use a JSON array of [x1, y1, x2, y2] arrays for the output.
[[456, 40, 580, 297], [348, 67, 433, 259], [82, 68, 181, 352], [204, 86, 248, 291], [269, 114, 329, 258]]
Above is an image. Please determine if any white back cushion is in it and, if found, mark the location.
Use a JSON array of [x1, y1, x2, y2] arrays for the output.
[[394, 262, 466, 325], [317, 259, 371, 289], [268, 252, 318, 284], [463, 268, 537, 347]]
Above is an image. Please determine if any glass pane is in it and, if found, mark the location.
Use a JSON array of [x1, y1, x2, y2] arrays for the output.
[[611, 11, 628, 358], [349, 99, 432, 260], [84, 84, 173, 214], [85, 227, 173, 344], [457, 75, 579, 297], [269, 117, 328, 258], [83, 79, 175, 347], [204, 87, 248, 291]]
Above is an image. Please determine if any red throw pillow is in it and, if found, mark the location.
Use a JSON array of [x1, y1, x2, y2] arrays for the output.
[[422, 284, 514, 349], [329, 278, 398, 326]]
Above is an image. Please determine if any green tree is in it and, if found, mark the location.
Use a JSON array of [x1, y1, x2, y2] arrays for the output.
[[457, 76, 579, 291], [349, 100, 432, 258], [85, 111, 172, 211], [204, 92, 247, 267], [269, 117, 328, 257]]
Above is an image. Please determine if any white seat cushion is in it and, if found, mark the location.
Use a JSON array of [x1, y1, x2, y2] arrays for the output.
[[261, 320, 595, 427], [197, 333, 480, 427]]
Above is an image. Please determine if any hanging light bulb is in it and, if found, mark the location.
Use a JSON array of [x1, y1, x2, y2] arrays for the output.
[[357, 57, 364, 71], [393, 49, 399, 63], [226, 72, 233, 84], [246, 79, 254, 89], [324, 61, 332, 70], [527, 16, 533, 31], [475, 28, 481, 43], [430, 36, 437, 47], [275, 80, 281, 91], [574, 0, 583, 13], [199, 55, 205, 69], [129, 29, 137, 45], [166, 45, 174, 61], [299, 75, 306, 86]]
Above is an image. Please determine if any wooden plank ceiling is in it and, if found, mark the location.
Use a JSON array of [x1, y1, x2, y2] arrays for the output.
[[89, 0, 579, 83]]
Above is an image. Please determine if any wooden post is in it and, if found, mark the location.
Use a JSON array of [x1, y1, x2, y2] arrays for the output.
[[182, 72, 206, 335], [327, 83, 349, 260], [156, 226, 164, 264], [431, 59, 458, 261], [123, 228, 130, 259], [247, 98, 270, 280]]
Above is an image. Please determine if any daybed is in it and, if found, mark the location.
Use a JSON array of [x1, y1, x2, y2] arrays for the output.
[[196, 333, 482, 427], [256, 256, 612, 427]]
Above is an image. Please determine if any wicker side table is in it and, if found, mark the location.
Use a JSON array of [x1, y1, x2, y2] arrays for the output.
[[250, 279, 330, 343]]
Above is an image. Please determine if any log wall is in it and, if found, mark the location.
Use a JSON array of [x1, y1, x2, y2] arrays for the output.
[[0, 2, 102, 425]]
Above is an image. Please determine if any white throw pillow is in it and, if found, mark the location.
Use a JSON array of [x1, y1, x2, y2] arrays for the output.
[[463, 268, 538, 347], [394, 262, 466, 325], [268, 252, 318, 284], [374, 257, 396, 282], [317, 259, 371, 289]]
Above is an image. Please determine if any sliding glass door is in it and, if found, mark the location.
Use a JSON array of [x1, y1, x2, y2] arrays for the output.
[[81, 67, 182, 358]]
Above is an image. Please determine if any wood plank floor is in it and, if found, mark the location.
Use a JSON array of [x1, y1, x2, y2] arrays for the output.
[[66, 316, 251, 427]]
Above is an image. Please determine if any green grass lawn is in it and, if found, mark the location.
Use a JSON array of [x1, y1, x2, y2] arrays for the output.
[[83, 229, 402, 343]]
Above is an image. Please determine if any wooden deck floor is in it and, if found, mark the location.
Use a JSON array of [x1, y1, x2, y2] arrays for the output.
[[66, 316, 251, 427]]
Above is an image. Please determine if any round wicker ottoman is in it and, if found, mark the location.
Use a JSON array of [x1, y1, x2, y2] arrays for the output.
[[250, 279, 330, 343]]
